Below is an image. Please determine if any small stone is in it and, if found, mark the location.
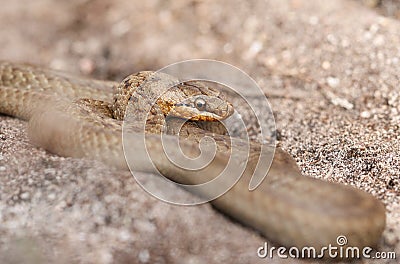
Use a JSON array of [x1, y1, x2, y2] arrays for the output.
[[326, 34, 338, 45], [264, 56, 277, 67], [20, 192, 30, 200], [360, 111, 371, 118], [44, 168, 56, 174], [322, 61, 331, 70], [47, 193, 56, 201], [138, 249, 150, 263], [118, 230, 131, 242], [326, 76, 340, 88], [247, 41, 263, 58], [341, 38, 350, 48]]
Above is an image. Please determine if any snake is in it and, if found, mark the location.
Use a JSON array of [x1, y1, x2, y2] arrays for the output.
[[0, 61, 386, 252]]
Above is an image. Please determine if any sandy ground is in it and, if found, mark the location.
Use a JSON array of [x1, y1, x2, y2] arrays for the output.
[[0, 0, 399, 263]]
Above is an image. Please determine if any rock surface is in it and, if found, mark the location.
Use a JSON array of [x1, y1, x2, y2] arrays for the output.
[[0, 0, 399, 263]]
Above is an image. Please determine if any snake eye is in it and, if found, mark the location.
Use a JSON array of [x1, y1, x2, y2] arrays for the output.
[[195, 98, 206, 111]]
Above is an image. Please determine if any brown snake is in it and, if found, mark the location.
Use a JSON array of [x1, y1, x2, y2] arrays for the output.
[[0, 61, 386, 252]]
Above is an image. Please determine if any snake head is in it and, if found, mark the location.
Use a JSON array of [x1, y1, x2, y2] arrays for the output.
[[156, 80, 235, 122], [169, 95, 234, 121]]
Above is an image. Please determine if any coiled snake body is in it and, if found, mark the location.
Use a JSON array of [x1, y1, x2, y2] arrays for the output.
[[0, 61, 385, 252]]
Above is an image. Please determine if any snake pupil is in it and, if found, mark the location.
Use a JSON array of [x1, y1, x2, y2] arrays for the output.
[[195, 98, 206, 111]]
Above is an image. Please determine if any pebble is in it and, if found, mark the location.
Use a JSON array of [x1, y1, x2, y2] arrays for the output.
[[47, 193, 56, 201], [20, 192, 30, 200], [322, 61, 331, 70], [138, 249, 150, 263], [326, 76, 340, 88], [360, 111, 372, 118]]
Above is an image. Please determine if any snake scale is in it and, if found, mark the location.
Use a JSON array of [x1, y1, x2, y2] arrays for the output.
[[0, 61, 386, 252]]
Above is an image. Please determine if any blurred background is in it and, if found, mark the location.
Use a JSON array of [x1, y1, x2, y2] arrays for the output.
[[0, 0, 396, 80]]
